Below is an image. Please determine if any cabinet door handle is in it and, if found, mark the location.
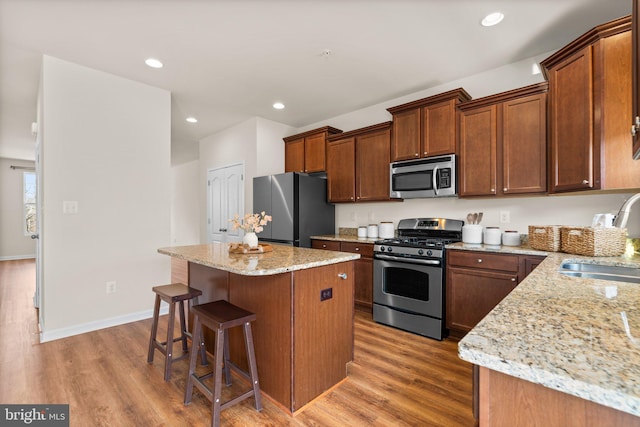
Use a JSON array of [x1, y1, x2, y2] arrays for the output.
[[582, 180, 589, 185], [338, 273, 348, 280], [355, 247, 360, 251], [503, 188, 508, 192], [511, 277, 516, 282], [632, 116, 640, 136], [415, 153, 419, 157], [491, 188, 495, 193], [322, 244, 327, 248], [477, 259, 483, 263]]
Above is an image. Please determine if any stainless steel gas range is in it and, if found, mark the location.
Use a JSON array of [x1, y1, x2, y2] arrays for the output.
[[373, 217, 464, 340]]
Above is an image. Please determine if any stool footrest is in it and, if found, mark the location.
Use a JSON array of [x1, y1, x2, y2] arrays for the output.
[[221, 390, 259, 412], [225, 360, 251, 383]]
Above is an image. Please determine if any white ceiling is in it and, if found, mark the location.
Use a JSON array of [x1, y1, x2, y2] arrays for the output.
[[0, 0, 632, 163]]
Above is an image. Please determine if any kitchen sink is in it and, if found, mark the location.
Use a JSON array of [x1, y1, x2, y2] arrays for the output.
[[559, 261, 640, 284]]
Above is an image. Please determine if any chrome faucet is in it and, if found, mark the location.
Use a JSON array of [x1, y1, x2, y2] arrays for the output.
[[614, 192, 640, 228]]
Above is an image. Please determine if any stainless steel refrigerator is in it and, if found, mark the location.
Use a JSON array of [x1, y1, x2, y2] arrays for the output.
[[253, 172, 335, 247]]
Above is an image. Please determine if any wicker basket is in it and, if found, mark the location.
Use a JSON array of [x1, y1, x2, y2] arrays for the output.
[[560, 226, 627, 257], [528, 225, 562, 251]]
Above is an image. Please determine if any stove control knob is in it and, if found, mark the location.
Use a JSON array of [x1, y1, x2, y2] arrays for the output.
[[418, 249, 424, 255], [380, 246, 385, 252], [426, 249, 433, 256], [388, 247, 393, 252]]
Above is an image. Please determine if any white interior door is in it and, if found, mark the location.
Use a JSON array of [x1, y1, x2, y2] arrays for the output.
[[207, 163, 244, 243], [34, 136, 42, 312]]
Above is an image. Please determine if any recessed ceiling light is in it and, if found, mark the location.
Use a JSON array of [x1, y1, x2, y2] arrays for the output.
[[145, 58, 163, 69], [273, 102, 285, 110], [186, 117, 198, 123], [481, 12, 504, 27]]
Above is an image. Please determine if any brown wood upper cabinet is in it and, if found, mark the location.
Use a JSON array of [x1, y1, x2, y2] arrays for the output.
[[458, 83, 548, 197], [387, 88, 471, 161], [542, 15, 640, 192], [283, 126, 343, 173], [326, 122, 392, 203]]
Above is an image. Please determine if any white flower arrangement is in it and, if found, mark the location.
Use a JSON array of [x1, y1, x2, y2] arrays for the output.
[[229, 212, 272, 233]]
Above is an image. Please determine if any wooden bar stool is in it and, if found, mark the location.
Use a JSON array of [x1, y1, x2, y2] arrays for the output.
[[147, 283, 209, 381], [184, 300, 262, 427]]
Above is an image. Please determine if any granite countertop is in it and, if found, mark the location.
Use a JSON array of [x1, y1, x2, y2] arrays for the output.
[[310, 234, 379, 244], [158, 242, 360, 276], [446, 241, 549, 256], [453, 243, 640, 416]]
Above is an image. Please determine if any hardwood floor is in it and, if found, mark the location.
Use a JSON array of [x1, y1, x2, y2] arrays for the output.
[[0, 259, 475, 426]]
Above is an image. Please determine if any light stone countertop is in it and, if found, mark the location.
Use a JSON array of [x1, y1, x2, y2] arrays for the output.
[[310, 234, 379, 244], [158, 242, 360, 276], [446, 241, 549, 256], [451, 242, 640, 416]]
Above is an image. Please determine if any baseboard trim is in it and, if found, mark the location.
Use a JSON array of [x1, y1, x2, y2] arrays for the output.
[[40, 305, 169, 343], [0, 254, 36, 261]]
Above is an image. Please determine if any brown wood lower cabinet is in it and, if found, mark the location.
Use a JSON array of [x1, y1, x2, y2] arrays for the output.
[[186, 260, 354, 413], [446, 250, 544, 338], [479, 367, 640, 426], [312, 239, 373, 312]]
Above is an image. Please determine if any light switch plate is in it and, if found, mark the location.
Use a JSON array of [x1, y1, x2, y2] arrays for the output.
[[63, 201, 78, 214]]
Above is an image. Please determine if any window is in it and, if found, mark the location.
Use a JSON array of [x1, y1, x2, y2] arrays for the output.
[[23, 171, 36, 235]]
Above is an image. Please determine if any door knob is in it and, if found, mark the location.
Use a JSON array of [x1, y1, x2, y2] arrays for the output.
[[31, 234, 39, 239]]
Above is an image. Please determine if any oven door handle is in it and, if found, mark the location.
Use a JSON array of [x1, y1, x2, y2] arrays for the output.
[[375, 253, 441, 266]]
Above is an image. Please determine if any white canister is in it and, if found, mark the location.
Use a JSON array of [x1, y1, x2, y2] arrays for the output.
[[484, 227, 501, 246], [592, 213, 615, 228], [462, 224, 483, 244], [379, 221, 394, 239], [502, 230, 521, 246], [367, 224, 379, 239], [357, 226, 367, 238]]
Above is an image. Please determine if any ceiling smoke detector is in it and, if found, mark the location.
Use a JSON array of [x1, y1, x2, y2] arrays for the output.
[[321, 49, 332, 58]]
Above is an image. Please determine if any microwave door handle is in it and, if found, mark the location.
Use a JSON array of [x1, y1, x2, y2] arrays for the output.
[[432, 165, 439, 196]]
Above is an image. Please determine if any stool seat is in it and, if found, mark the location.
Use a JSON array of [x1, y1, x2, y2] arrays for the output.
[[147, 283, 208, 381], [185, 300, 262, 427], [153, 283, 203, 301]]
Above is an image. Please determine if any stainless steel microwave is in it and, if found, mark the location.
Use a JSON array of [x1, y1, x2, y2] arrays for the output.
[[389, 154, 457, 199]]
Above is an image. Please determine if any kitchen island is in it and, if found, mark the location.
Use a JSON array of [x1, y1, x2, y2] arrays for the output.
[[158, 243, 359, 414], [454, 243, 640, 425]]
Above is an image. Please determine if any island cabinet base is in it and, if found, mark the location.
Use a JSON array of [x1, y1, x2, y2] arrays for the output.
[[479, 367, 640, 426], [186, 260, 354, 414]]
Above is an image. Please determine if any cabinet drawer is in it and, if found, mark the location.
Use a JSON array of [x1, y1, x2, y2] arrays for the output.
[[340, 242, 374, 258], [447, 250, 519, 272], [311, 239, 341, 251]]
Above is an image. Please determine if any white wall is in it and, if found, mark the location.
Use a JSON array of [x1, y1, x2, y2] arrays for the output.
[[198, 117, 294, 243], [294, 52, 640, 236], [0, 157, 37, 259], [40, 56, 171, 340], [171, 160, 200, 245]]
